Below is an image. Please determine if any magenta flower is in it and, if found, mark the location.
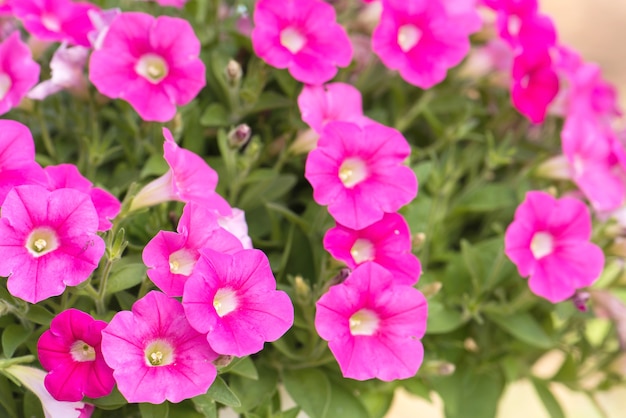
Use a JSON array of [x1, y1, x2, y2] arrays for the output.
[[154, 0, 187, 8], [252, 0, 352, 85], [183, 248, 294, 357], [89, 12, 206, 122], [44, 164, 121, 231], [143, 202, 243, 297], [372, 0, 481, 89], [484, 0, 538, 47], [0, 32, 40, 115], [504, 191, 605, 303], [315, 262, 428, 381], [130, 128, 230, 214], [298, 82, 372, 134], [0, 185, 105, 303], [323, 212, 421, 285], [305, 121, 417, 230], [86, 8, 119, 50], [12, 0, 98, 46], [28, 43, 89, 100], [101, 291, 218, 404], [37, 309, 115, 402]]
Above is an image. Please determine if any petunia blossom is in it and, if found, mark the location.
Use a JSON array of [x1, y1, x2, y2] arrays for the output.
[[89, 12, 206, 122], [143, 202, 243, 297], [323, 212, 421, 285], [0, 32, 41, 115], [183, 248, 294, 357], [28, 43, 90, 100], [252, 0, 353, 85], [504, 191, 605, 303], [305, 121, 417, 230], [37, 309, 115, 402], [101, 291, 218, 404], [0, 185, 105, 303], [315, 262, 428, 381], [217, 208, 254, 250]]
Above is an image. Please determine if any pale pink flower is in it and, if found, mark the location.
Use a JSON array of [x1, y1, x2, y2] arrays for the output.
[[217, 208, 254, 250], [323, 212, 421, 285], [252, 0, 353, 85], [12, 0, 98, 46], [101, 291, 218, 404], [37, 309, 115, 401], [130, 128, 230, 214], [183, 248, 294, 357], [154, 0, 187, 8], [504, 191, 605, 303], [0, 185, 105, 303], [143, 202, 243, 296], [28, 43, 89, 100], [89, 12, 206, 122], [305, 121, 417, 230], [315, 262, 428, 381], [372, 0, 481, 89], [86, 8, 119, 50], [0, 32, 41, 115]]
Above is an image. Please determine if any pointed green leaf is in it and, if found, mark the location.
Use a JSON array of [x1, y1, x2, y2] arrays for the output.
[[139, 401, 169, 418], [283, 368, 331, 418], [487, 312, 553, 349], [1, 324, 31, 359], [206, 376, 241, 407]]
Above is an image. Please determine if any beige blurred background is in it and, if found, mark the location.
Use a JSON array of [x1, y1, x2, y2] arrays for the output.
[[388, 1, 626, 417]]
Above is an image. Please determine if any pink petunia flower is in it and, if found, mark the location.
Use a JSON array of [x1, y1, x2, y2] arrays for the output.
[[101, 291, 218, 404], [143, 202, 243, 297], [12, 0, 98, 46], [315, 262, 428, 381], [323, 212, 421, 285], [0, 120, 47, 204], [154, 0, 187, 8], [86, 8, 119, 50], [504, 191, 605, 303], [217, 208, 254, 250], [28, 43, 89, 100], [43, 164, 121, 231], [0, 185, 105, 303], [0, 32, 41, 115], [483, 0, 538, 47], [37, 309, 115, 402], [130, 128, 230, 214], [305, 121, 417, 230], [89, 12, 206, 122], [372, 0, 481, 89], [183, 248, 294, 357], [252, 0, 353, 85]]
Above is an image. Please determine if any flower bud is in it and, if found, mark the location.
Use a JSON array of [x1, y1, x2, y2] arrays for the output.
[[228, 124, 252, 149], [225, 59, 243, 86]]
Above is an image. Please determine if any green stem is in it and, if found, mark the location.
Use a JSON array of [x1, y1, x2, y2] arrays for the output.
[[395, 91, 433, 132], [0, 355, 35, 369], [95, 259, 114, 316], [36, 106, 57, 161]]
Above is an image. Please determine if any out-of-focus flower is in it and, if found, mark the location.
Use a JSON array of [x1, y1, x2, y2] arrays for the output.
[[0, 32, 40, 115], [29, 43, 89, 100], [504, 191, 605, 303], [86, 8, 119, 50], [38, 309, 115, 401], [154, 0, 187, 8], [89, 12, 206, 122], [101, 291, 218, 404], [252, 0, 353, 85], [315, 262, 428, 381]]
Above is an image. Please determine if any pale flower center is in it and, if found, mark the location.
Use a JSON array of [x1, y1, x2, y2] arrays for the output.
[[0, 73, 11, 101], [507, 15, 522, 37], [41, 14, 61, 32], [280, 27, 306, 54], [349, 309, 380, 336], [168, 249, 197, 276], [70, 340, 96, 362], [25, 228, 60, 258], [145, 340, 174, 367], [135, 53, 169, 84], [350, 238, 375, 264], [397, 24, 421, 52], [338, 157, 368, 188], [573, 154, 585, 176], [530, 231, 554, 259], [213, 288, 238, 317]]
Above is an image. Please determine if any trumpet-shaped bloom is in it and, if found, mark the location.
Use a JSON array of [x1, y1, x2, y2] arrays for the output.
[[504, 191, 605, 303], [372, 0, 481, 89], [252, 0, 353, 85], [28, 43, 89, 100], [217, 208, 254, 250], [38, 309, 115, 401], [315, 262, 428, 381], [183, 248, 294, 357], [101, 291, 218, 404], [0, 185, 105, 303], [143, 202, 243, 296], [89, 12, 206, 122], [323, 212, 421, 285], [130, 128, 230, 214], [0, 32, 41, 115], [305, 121, 417, 230]]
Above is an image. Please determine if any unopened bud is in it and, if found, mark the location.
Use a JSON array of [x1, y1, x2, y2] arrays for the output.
[[437, 362, 456, 376], [412, 232, 426, 248], [213, 354, 234, 368], [289, 129, 319, 155], [572, 290, 590, 312], [294, 275, 311, 303], [228, 124, 252, 149], [421, 281, 442, 298], [225, 59, 242, 85], [329, 268, 351, 286], [464, 338, 479, 352]]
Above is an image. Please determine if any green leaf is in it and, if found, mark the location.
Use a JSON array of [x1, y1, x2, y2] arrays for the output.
[[206, 376, 241, 407], [88, 386, 128, 410], [139, 402, 169, 418], [403, 378, 431, 401], [274, 406, 301, 418], [106, 263, 147, 294], [359, 389, 394, 418], [227, 356, 258, 380], [191, 394, 217, 418], [326, 379, 369, 418], [1, 324, 31, 358], [426, 302, 466, 334], [283, 368, 331, 418], [230, 364, 278, 413], [140, 154, 169, 179], [0, 375, 17, 418], [200, 103, 230, 127], [454, 184, 516, 213], [531, 378, 565, 418], [24, 305, 54, 326], [487, 312, 553, 349], [432, 368, 504, 418], [238, 173, 297, 210], [249, 91, 292, 113]]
